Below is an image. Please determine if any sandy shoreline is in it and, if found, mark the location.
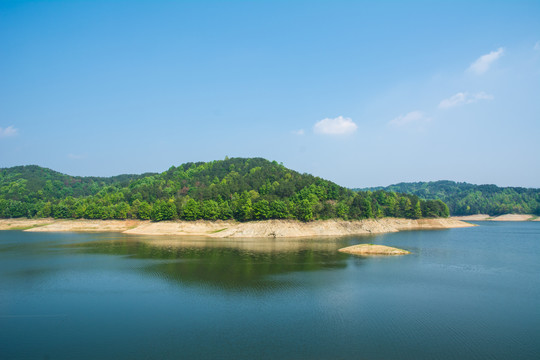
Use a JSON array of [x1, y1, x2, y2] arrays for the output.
[[0, 217, 473, 238], [452, 214, 539, 222]]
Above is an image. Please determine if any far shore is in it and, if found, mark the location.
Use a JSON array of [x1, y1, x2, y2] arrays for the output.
[[0, 217, 473, 238], [451, 214, 539, 222]]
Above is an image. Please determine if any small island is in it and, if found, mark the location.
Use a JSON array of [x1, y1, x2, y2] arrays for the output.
[[339, 244, 411, 256]]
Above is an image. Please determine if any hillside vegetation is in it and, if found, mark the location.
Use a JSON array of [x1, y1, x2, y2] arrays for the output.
[[1, 158, 449, 221], [359, 181, 540, 216]]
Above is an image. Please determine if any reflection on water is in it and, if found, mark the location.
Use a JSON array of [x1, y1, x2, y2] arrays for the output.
[[64, 236, 360, 291]]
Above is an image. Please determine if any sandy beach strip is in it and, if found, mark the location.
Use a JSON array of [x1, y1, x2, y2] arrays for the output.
[[489, 214, 535, 221], [0, 218, 142, 232], [0, 217, 474, 238], [452, 214, 537, 222], [451, 214, 491, 221]]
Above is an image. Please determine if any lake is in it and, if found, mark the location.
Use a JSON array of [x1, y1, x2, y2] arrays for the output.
[[1, 222, 539, 359]]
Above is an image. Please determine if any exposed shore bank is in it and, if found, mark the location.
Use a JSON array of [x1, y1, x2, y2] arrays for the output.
[[452, 214, 539, 222], [0, 217, 473, 238]]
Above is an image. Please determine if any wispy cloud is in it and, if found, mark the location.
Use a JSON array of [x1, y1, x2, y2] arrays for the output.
[[313, 116, 357, 135], [0, 125, 18, 138], [535, 41, 540, 51], [291, 129, 305, 135], [439, 91, 493, 109], [468, 47, 504, 74], [388, 111, 430, 128]]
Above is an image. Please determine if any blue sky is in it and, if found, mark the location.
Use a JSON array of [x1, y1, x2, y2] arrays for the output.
[[1, 0, 539, 188]]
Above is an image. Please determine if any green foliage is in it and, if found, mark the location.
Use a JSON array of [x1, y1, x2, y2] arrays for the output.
[[181, 198, 200, 220], [295, 199, 313, 222], [201, 200, 220, 220], [336, 202, 349, 220], [360, 181, 540, 216], [132, 199, 152, 220], [270, 200, 290, 219], [350, 194, 372, 219], [253, 200, 270, 220], [151, 200, 176, 221], [413, 201, 422, 219], [218, 201, 233, 220], [0, 158, 450, 221]]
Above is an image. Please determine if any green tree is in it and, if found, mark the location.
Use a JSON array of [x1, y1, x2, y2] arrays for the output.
[[138, 201, 152, 220], [413, 201, 422, 219], [202, 200, 220, 220], [182, 198, 200, 220], [114, 202, 130, 219], [336, 202, 349, 220], [295, 199, 313, 222], [270, 200, 289, 219], [218, 201, 233, 220], [253, 200, 270, 220], [37, 201, 53, 218], [152, 200, 176, 221]]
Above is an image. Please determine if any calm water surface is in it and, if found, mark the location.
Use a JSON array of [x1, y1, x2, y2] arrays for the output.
[[1, 222, 539, 359]]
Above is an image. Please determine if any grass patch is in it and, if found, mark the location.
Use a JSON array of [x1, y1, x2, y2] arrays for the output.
[[209, 228, 228, 233], [8, 223, 52, 231], [7, 226, 34, 230]]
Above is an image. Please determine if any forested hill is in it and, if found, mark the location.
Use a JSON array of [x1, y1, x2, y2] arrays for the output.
[[0, 165, 156, 197], [357, 181, 540, 216], [0, 158, 449, 221]]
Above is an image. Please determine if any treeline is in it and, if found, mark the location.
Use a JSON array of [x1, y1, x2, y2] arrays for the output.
[[0, 158, 449, 221], [359, 180, 540, 216]]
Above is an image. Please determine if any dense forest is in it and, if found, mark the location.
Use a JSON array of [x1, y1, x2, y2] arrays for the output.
[[359, 181, 540, 216], [0, 158, 449, 221]]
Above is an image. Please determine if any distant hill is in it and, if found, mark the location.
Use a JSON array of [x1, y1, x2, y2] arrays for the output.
[[356, 180, 540, 216], [0, 158, 449, 221], [0, 165, 155, 197]]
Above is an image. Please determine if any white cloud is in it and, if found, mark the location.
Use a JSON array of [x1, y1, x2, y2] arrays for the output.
[[0, 125, 18, 138], [439, 91, 494, 109], [313, 116, 357, 135], [535, 41, 540, 51], [292, 129, 305, 135], [468, 47, 504, 74], [388, 111, 430, 127]]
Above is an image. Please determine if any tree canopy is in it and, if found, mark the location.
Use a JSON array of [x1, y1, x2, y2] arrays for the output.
[[358, 180, 540, 216], [0, 158, 449, 221]]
